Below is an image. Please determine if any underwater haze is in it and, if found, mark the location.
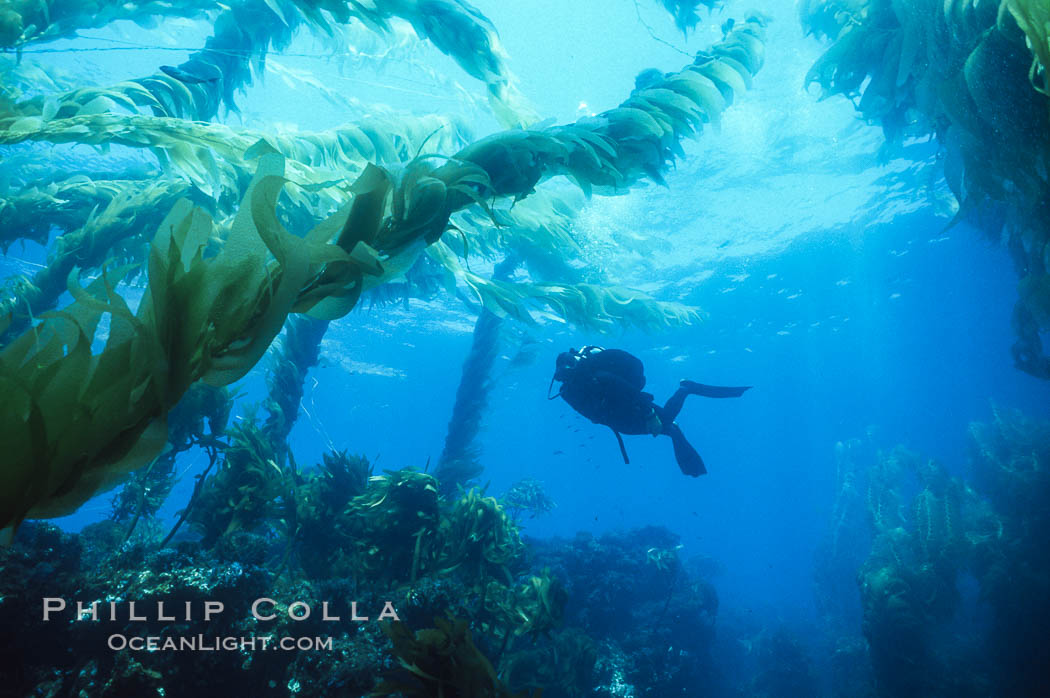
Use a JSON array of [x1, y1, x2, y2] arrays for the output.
[[2, 0, 1050, 696]]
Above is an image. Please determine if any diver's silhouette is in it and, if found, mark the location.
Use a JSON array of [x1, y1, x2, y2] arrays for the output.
[[550, 347, 750, 476]]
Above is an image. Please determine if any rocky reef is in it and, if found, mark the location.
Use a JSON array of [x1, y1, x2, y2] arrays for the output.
[[0, 459, 746, 698]]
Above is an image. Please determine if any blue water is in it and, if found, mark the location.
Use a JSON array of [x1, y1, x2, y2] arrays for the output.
[[5, 0, 1050, 690]]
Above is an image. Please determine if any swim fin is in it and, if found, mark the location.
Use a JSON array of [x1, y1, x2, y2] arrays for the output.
[[667, 423, 706, 476], [681, 380, 751, 398], [613, 429, 630, 464]]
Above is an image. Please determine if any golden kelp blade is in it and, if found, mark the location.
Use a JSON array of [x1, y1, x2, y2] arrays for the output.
[[0, 154, 299, 531], [0, 268, 168, 531], [1005, 0, 1050, 107]]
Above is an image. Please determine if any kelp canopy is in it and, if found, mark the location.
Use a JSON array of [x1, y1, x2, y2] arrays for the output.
[[0, 1, 768, 533], [0, 0, 536, 126], [800, 0, 1050, 378]]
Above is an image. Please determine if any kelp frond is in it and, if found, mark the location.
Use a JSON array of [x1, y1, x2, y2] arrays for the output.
[[502, 479, 557, 521], [1005, 0, 1050, 105], [435, 487, 523, 580], [1, 179, 193, 341], [801, 0, 1050, 378], [0, 176, 185, 252], [2, 0, 536, 127], [0, 0, 218, 48], [376, 617, 536, 698], [428, 239, 702, 331], [0, 264, 168, 526], [657, 0, 719, 37], [0, 112, 468, 201], [453, 186, 586, 267], [0, 153, 315, 530], [188, 417, 294, 545]]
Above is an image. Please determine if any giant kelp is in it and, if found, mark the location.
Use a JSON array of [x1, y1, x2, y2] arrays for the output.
[[260, 314, 330, 460], [501, 478, 557, 522], [376, 616, 536, 697], [968, 407, 1050, 695], [0, 112, 468, 202], [814, 417, 1050, 697], [187, 416, 296, 546], [0, 178, 198, 341], [0, 153, 310, 531], [800, 0, 1050, 379], [435, 255, 519, 495], [0, 0, 505, 332], [316, 474, 524, 588], [435, 487, 523, 582], [109, 382, 231, 543], [428, 240, 703, 330], [0, 111, 467, 347], [1, 6, 776, 695], [859, 447, 978, 696], [290, 448, 372, 578], [454, 188, 585, 279], [1004, 0, 1050, 112], [0, 176, 179, 253], [812, 438, 877, 696], [4, 0, 299, 123], [658, 0, 720, 36], [0, 0, 218, 48], [333, 469, 443, 584], [2, 0, 536, 127], [0, 17, 766, 533]]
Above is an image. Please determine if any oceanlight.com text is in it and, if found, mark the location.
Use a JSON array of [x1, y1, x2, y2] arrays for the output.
[[107, 634, 334, 652]]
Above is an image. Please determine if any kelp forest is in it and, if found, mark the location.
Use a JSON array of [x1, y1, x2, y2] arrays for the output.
[[0, 0, 1048, 696]]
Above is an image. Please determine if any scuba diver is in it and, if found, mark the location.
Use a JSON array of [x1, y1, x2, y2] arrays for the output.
[[550, 346, 750, 476]]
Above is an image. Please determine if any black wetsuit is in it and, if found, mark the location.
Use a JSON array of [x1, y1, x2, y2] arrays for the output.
[[552, 347, 749, 476]]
